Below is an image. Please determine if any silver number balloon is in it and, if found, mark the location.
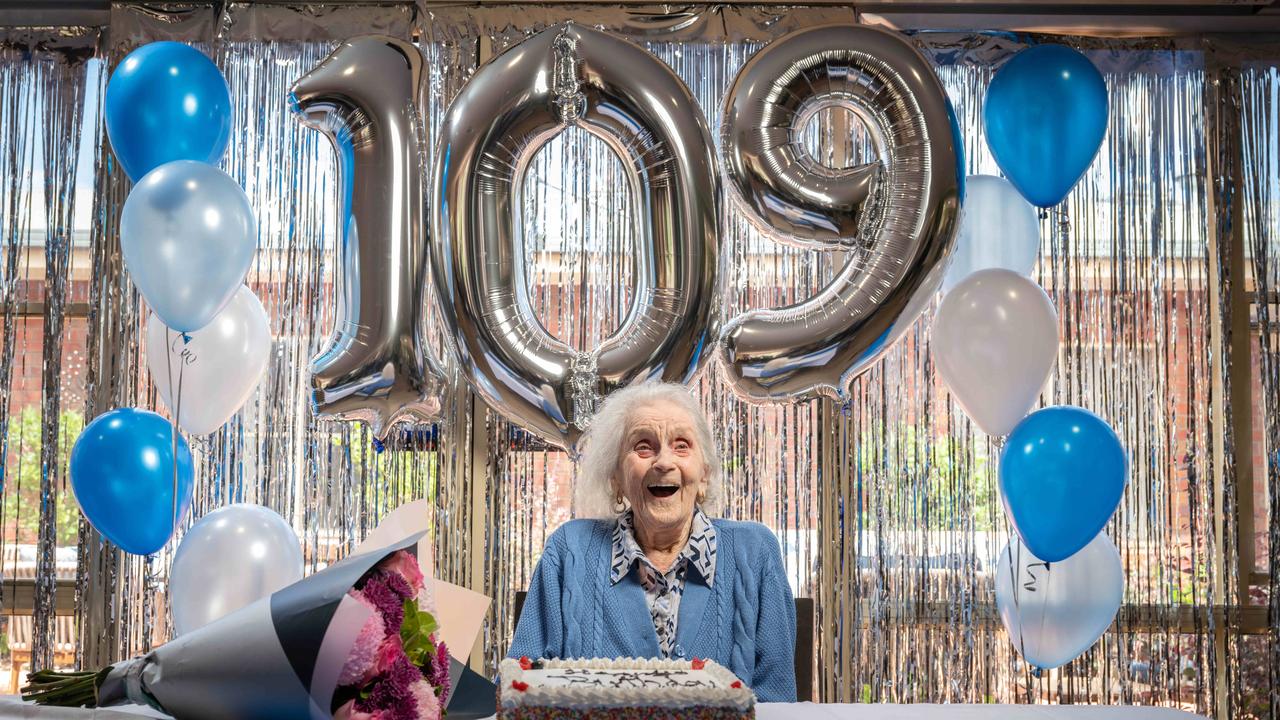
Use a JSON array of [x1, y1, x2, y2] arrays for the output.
[[432, 24, 720, 449], [719, 25, 963, 401], [290, 35, 443, 437]]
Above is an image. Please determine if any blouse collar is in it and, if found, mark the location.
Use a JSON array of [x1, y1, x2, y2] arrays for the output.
[[609, 505, 717, 587]]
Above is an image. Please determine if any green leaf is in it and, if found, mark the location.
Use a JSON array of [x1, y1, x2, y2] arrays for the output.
[[400, 599, 440, 669]]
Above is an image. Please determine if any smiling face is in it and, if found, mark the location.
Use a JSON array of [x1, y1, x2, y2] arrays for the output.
[[613, 399, 709, 545]]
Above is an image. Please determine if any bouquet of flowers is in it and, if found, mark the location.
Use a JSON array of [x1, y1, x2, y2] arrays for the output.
[[332, 549, 450, 719], [24, 534, 453, 720]]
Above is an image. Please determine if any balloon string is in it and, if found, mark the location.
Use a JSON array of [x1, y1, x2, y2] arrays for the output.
[[163, 329, 184, 548], [1008, 542, 1030, 675], [1037, 563, 1052, 670]]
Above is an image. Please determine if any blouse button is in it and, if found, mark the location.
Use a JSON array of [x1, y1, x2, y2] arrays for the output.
[[674, 644, 685, 658]]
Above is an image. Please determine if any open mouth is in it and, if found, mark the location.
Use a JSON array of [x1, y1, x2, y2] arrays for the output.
[[647, 484, 679, 499]]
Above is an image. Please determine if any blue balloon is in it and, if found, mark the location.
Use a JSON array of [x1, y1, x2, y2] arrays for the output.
[[70, 408, 194, 556], [106, 41, 232, 181], [984, 45, 1108, 208], [121, 160, 257, 332], [1000, 406, 1126, 562]]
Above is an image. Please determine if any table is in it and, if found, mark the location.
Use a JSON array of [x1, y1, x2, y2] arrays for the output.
[[0, 698, 1207, 719]]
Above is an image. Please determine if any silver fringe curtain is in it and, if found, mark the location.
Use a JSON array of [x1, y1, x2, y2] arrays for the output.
[[1240, 54, 1280, 720], [0, 4, 1273, 718], [0, 26, 96, 673]]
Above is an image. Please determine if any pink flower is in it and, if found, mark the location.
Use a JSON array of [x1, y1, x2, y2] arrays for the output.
[[379, 550, 425, 597], [375, 634, 407, 676], [409, 680, 441, 720], [333, 699, 385, 720], [338, 590, 388, 686]]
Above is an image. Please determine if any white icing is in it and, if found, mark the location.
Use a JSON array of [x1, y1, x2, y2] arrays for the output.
[[499, 657, 754, 712]]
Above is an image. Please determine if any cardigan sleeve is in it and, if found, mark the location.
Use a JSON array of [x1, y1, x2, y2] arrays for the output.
[[752, 531, 798, 702], [507, 529, 566, 661]]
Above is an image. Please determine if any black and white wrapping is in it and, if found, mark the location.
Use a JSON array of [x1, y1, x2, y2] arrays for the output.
[[96, 533, 425, 720]]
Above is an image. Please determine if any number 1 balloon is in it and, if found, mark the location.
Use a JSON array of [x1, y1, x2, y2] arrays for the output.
[[432, 24, 720, 450], [718, 25, 963, 403], [290, 36, 445, 438]]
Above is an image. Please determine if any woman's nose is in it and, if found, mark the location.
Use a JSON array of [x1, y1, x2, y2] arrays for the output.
[[653, 446, 677, 470]]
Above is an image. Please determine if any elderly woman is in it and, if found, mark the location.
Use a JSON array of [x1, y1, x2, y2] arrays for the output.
[[507, 383, 797, 702]]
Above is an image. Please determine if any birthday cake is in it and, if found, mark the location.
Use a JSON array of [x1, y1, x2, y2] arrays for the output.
[[497, 656, 755, 719]]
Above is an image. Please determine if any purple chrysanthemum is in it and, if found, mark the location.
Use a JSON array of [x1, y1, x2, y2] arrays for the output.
[[430, 640, 451, 704], [361, 572, 408, 633], [381, 568, 414, 601], [356, 655, 422, 720]]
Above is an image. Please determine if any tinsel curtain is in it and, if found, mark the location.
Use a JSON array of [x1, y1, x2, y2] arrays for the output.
[[0, 4, 1273, 718], [0, 26, 95, 674], [1240, 51, 1280, 720]]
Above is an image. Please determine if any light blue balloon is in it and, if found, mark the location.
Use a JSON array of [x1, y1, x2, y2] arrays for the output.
[[984, 45, 1108, 208], [121, 160, 256, 332], [70, 408, 194, 556], [1000, 406, 1127, 562], [942, 175, 1041, 294], [105, 42, 232, 181]]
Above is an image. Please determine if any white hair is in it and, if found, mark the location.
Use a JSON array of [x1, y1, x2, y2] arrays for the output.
[[573, 382, 723, 519]]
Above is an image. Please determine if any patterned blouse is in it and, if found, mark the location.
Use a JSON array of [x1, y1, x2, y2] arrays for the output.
[[609, 506, 718, 659]]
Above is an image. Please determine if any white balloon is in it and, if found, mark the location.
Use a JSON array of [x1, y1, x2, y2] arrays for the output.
[[147, 285, 271, 435], [931, 268, 1058, 437], [943, 175, 1041, 294], [995, 532, 1123, 670], [169, 503, 303, 636]]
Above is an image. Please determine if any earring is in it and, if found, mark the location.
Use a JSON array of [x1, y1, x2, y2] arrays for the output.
[[613, 494, 627, 514]]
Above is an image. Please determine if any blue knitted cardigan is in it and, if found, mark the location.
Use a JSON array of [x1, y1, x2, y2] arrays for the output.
[[506, 517, 798, 702]]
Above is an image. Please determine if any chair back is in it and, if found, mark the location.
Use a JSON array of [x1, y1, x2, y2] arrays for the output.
[[511, 591, 816, 702]]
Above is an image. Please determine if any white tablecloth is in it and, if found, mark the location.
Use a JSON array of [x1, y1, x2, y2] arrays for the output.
[[756, 705, 1203, 720], [0, 698, 1207, 719]]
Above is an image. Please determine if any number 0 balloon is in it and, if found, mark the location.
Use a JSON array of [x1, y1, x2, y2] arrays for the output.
[[432, 24, 720, 450]]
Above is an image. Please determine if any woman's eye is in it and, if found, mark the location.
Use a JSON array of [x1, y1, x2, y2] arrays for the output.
[[634, 441, 654, 455], [673, 439, 691, 452]]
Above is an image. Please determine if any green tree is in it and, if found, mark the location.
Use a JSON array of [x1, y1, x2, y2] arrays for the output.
[[2, 406, 83, 546]]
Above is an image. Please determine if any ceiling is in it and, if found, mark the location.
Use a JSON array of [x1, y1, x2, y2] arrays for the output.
[[858, 0, 1280, 36], [2, 0, 1280, 36]]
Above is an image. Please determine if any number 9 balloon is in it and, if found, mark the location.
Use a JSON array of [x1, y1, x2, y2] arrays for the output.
[[718, 25, 963, 402]]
